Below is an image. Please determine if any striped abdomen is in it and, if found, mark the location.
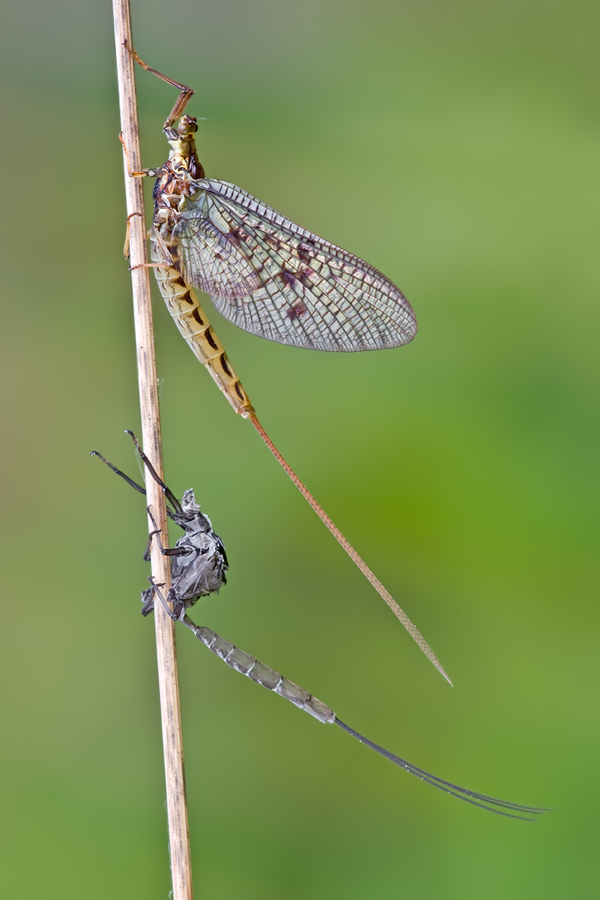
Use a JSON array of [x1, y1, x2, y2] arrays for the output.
[[150, 237, 255, 418]]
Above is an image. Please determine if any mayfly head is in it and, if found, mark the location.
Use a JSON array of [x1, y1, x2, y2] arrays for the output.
[[166, 116, 205, 180], [177, 115, 198, 136]]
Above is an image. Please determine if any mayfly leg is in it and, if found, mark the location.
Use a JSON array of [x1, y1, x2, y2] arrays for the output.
[[123, 211, 145, 258], [126, 42, 194, 129]]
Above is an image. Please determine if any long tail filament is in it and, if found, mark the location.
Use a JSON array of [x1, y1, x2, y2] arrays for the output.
[[250, 413, 452, 685]]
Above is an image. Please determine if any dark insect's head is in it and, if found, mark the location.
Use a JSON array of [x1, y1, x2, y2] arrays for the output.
[[180, 488, 202, 516], [175, 489, 215, 536]]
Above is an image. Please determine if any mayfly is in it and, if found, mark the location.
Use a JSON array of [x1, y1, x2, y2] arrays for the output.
[[92, 432, 548, 821], [124, 47, 446, 682], [93, 431, 228, 618]]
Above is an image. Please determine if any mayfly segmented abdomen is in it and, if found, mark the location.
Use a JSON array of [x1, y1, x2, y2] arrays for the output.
[[183, 618, 336, 724], [151, 237, 255, 418]]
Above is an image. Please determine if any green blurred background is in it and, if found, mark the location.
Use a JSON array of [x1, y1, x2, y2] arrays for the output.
[[1, 0, 598, 897]]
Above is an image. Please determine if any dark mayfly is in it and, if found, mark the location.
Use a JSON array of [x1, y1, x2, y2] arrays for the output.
[[125, 46, 448, 683], [92, 431, 227, 618], [92, 433, 548, 821]]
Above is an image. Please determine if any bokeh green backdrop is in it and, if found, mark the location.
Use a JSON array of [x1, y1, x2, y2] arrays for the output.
[[1, 0, 598, 897]]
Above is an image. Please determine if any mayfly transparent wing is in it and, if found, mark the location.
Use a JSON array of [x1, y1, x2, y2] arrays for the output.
[[173, 179, 417, 352], [172, 196, 262, 300]]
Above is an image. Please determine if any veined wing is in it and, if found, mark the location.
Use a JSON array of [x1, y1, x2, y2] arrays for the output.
[[173, 179, 417, 352]]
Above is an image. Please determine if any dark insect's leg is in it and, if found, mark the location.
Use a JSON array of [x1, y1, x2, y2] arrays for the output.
[[92, 441, 182, 521], [125, 42, 194, 128], [144, 576, 184, 621], [92, 448, 167, 561], [145, 507, 163, 561], [143, 529, 160, 563], [90, 450, 147, 497], [145, 506, 191, 561], [92, 436, 182, 533], [141, 583, 156, 617], [125, 431, 183, 515]]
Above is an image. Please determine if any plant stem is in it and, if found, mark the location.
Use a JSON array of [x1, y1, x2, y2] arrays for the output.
[[112, 5, 194, 897]]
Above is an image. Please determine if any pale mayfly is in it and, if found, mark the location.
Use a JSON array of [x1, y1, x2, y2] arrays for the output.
[[125, 46, 438, 680]]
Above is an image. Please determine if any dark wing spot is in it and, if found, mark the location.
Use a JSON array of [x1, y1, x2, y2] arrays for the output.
[[231, 226, 249, 244], [287, 301, 308, 321], [298, 240, 316, 263], [283, 271, 296, 287], [225, 230, 241, 247], [299, 267, 314, 288]]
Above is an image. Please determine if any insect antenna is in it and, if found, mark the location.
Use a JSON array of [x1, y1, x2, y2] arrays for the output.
[[334, 719, 550, 821]]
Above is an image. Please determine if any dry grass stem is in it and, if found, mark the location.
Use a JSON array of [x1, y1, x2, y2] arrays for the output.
[[112, 3, 194, 897]]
